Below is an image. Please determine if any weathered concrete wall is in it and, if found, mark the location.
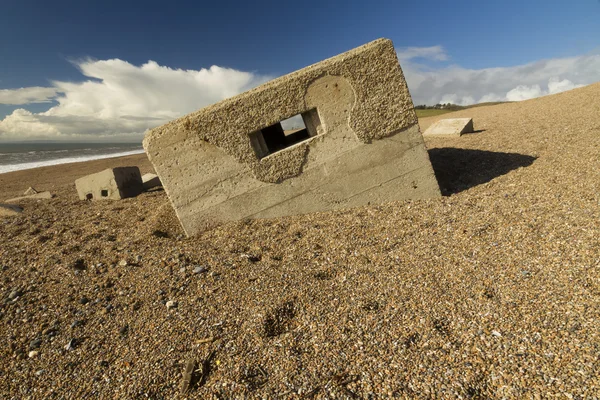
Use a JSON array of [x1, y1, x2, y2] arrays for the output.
[[75, 167, 143, 200], [144, 38, 441, 236]]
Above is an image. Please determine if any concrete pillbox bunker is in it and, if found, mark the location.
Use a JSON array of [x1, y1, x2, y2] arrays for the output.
[[75, 167, 143, 200], [143, 38, 441, 236]]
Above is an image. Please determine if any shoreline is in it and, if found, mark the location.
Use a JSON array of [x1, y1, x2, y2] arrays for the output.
[[0, 149, 146, 175]]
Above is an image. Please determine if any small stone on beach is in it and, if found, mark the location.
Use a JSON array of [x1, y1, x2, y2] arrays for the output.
[[166, 300, 177, 309]]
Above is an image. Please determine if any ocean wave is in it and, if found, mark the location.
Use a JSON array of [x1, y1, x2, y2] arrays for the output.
[[0, 149, 146, 174]]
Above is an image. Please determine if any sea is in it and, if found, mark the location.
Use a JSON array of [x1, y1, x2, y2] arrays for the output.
[[0, 142, 145, 175]]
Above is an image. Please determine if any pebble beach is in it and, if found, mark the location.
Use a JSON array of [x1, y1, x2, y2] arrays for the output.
[[1, 83, 599, 398]]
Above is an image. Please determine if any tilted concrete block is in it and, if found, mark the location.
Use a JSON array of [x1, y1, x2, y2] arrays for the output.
[[23, 187, 39, 196], [143, 38, 441, 236], [423, 118, 474, 137], [142, 173, 162, 190], [5, 191, 54, 203], [75, 167, 143, 200]]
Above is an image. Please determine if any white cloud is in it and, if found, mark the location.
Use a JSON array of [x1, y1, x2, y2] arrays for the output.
[[397, 45, 448, 62], [0, 87, 58, 105], [506, 84, 544, 101], [401, 47, 600, 105], [0, 59, 270, 140]]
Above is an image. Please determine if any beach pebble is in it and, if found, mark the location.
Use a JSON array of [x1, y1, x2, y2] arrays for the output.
[[193, 266, 207, 274], [42, 327, 56, 336], [8, 289, 21, 300], [79, 296, 90, 305], [71, 320, 84, 329], [28, 350, 39, 358], [492, 330, 502, 337], [119, 260, 128, 267], [29, 338, 42, 350], [65, 338, 77, 351], [166, 300, 177, 309]]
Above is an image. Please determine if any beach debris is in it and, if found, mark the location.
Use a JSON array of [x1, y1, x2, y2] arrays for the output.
[[75, 167, 143, 201], [0, 203, 23, 216], [180, 349, 217, 394], [423, 118, 475, 137], [179, 359, 196, 394], [142, 173, 161, 190], [23, 187, 39, 195], [195, 337, 214, 345], [5, 191, 54, 203]]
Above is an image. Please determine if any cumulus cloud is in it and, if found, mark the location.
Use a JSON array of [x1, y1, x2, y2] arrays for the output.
[[0, 59, 270, 140], [400, 47, 600, 105], [0, 87, 58, 105]]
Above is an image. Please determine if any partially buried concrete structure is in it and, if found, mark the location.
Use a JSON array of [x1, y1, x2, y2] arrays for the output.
[[423, 118, 474, 137], [144, 38, 441, 236], [75, 167, 143, 200]]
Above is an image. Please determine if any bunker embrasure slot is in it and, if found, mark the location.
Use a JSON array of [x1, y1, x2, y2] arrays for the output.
[[250, 109, 322, 159]]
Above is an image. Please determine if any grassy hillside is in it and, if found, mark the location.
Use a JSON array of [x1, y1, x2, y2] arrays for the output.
[[415, 101, 510, 118]]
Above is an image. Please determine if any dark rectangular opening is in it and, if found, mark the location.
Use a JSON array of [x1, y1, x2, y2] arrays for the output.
[[249, 109, 321, 159], [101, 190, 109, 197]]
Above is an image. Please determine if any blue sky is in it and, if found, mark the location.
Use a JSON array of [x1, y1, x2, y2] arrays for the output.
[[1, 0, 599, 141]]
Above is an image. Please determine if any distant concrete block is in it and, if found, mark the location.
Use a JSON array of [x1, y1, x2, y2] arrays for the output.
[[23, 187, 39, 196], [142, 173, 162, 190], [144, 38, 441, 236], [0, 203, 23, 216], [423, 118, 474, 137], [75, 167, 143, 200], [5, 191, 54, 203]]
